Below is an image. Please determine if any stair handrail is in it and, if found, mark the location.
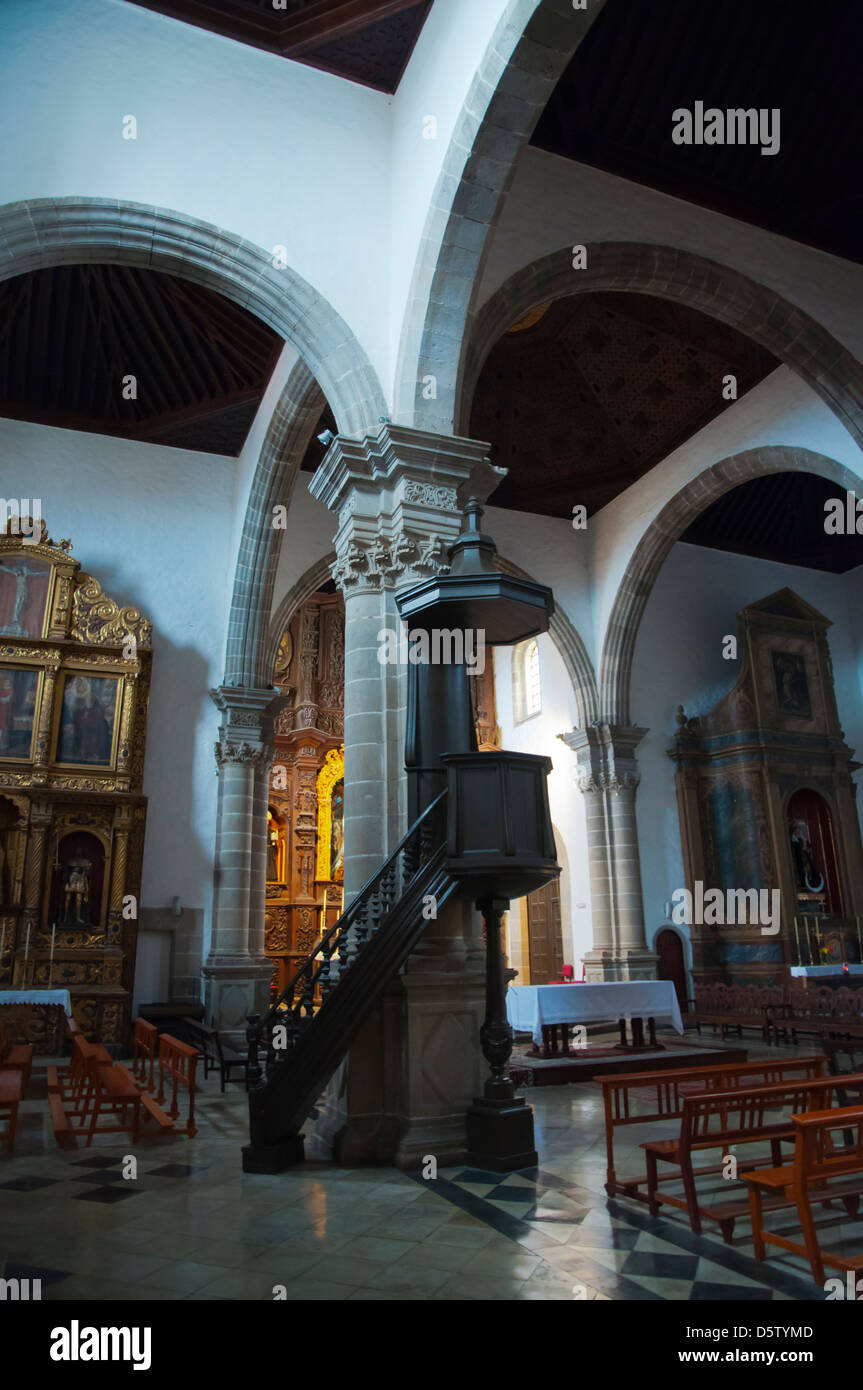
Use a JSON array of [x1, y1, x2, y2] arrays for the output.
[[257, 789, 448, 1034]]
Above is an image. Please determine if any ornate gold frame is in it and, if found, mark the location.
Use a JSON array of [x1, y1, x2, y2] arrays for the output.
[[51, 670, 124, 771], [315, 745, 344, 883]]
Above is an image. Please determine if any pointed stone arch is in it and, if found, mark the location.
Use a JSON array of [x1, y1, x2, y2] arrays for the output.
[[599, 445, 862, 723]]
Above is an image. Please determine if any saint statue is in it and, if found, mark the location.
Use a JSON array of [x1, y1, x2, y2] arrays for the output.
[[789, 818, 825, 894], [266, 816, 281, 881], [62, 861, 91, 925]]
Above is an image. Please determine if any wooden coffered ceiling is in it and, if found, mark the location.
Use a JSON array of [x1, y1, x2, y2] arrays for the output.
[[470, 292, 778, 519], [124, 0, 432, 91], [0, 264, 282, 456], [532, 0, 863, 265]]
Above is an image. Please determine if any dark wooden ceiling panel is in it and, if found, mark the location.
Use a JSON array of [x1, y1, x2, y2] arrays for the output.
[[123, 0, 432, 91], [470, 291, 778, 519], [0, 265, 282, 456], [531, 0, 863, 265]]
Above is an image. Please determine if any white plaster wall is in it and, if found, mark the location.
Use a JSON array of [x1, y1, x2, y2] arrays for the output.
[[590, 369, 863, 672], [480, 149, 863, 363], [633, 542, 863, 954], [269, 484, 339, 626], [0, 0, 392, 394], [494, 633, 593, 973], [0, 416, 235, 940]]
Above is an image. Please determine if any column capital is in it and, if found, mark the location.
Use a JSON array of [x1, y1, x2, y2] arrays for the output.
[[309, 424, 506, 595], [560, 723, 648, 793], [209, 685, 287, 771]]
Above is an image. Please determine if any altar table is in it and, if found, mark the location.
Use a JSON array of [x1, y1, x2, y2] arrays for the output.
[[790, 966, 863, 978], [507, 981, 684, 1054], [0, 990, 73, 1054]]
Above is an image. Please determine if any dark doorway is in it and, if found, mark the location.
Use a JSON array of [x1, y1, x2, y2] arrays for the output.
[[656, 928, 688, 1013], [527, 878, 564, 984]]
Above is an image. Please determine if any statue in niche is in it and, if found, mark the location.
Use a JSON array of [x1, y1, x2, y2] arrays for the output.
[[330, 780, 344, 883], [789, 818, 825, 894], [62, 859, 91, 925], [266, 810, 281, 882]]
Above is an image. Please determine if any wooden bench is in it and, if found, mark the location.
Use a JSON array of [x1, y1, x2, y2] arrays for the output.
[[79, 1058, 142, 1147], [0, 1068, 23, 1154], [773, 983, 863, 1044], [115, 1063, 174, 1134], [689, 983, 783, 1043], [132, 1017, 158, 1092], [743, 1104, 863, 1284], [155, 1033, 198, 1137], [601, 1054, 825, 1201], [642, 1072, 863, 1242], [0, 1022, 33, 1093], [183, 1018, 248, 1092], [48, 1090, 76, 1150]]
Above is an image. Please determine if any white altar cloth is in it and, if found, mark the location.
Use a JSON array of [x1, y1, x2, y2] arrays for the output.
[[790, 966, 863, 978], [506, 981, 684, 1045], [0, 989, 73, 1016]]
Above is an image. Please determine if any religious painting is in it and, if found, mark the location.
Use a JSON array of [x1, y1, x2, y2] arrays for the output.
[[54, 673, 121, 767], [0, 554, 53, 639], [772, 651, 811, 718], [316, 745, 345, 883], [330, 779, 344, 883], [0, 666, 40, 760]]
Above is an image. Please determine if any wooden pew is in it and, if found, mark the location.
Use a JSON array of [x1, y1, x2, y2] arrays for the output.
[[0, 1069, 23, 1154], [115, 1064, 174, 1135], [155, 1033, 198, 1138], [0, 1022, 33, 1093], [132, 1017, 158, 1092], [642, 1072, 863, 1241], [79, 1057, 142, 1148], [774, 983, 863, 1044], [601, 1054, 825, 1200], [743, 1104, 863, 1284], [690, 983, 783, 1042]]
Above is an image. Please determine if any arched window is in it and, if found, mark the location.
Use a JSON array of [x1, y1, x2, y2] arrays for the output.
[[513, 637, 541, 722]]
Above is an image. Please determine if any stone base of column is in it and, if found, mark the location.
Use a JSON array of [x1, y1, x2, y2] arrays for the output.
[[202, 955, 273, 1045], [466, 1095, 538, 1173], [584, 948, 659, 982], [241, 1134, 305, 1174]]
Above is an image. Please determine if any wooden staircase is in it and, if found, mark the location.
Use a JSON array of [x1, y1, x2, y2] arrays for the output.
[[243, 791, 455, 1171]]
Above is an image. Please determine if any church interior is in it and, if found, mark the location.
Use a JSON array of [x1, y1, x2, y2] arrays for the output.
[[2, 0, 863, 1321]]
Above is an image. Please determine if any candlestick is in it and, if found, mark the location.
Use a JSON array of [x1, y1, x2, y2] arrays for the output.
[[49, 924, 56, 986], [24, 923, 30, 961]]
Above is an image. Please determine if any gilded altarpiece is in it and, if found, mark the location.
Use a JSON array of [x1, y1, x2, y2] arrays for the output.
[[265, 590, 344, 996], [669, 589, 863, 986], [0, 520, 152, 1045]]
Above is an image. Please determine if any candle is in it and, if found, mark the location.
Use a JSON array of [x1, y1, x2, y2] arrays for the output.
[[0, 924, 5, 965], [49, 924, 56, 985], [24, 924, 30, 961]]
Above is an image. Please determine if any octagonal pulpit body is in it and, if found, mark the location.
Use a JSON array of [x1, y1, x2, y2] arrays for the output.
[[441, 750, 560, 903]]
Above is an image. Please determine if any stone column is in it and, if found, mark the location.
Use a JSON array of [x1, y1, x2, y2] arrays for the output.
[[562, 724, 657, 981], [204, 686, 282, 1038], [307, 423, 500, 1164]]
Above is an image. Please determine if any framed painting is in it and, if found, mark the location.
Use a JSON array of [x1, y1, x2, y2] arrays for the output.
[[0, 555, 53, 639], [772, 650, 811, 718], [54, 673, 122, 768], [0, 666, 41, 760]]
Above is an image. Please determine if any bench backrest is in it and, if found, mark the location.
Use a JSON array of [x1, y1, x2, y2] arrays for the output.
[[602, 1055, 825, 1127], [792, 1105, 863, 1185], [692, 982, 783, 1016], [158, 1033, 198, 1088], [681, 1073, 863, 1152]]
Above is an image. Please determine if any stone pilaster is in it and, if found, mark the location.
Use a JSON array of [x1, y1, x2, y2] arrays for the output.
[[204, 685, 283, 1038], [562, 724, 657, 981]]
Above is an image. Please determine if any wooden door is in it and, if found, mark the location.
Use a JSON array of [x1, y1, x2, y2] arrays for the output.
[[656, 928, 688, 1013], [527, 879, 564, 984]]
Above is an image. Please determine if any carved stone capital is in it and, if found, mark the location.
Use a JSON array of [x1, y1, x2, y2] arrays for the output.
[[214, 739, 272, 770], [562, 723, 647, 797]]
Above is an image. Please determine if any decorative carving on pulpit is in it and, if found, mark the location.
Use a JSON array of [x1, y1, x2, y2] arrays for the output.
[[669, 588, 863, 984], [0, 519, 152, 1043]]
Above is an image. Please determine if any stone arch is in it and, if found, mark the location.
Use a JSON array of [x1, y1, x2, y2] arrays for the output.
[[0, 197, 387, 436], [458, 243, 863, 447], [395, 0, 596, 431], [600, 445, 862, 724], [225, 361, 327, 687], [495, 555, 598, 727]]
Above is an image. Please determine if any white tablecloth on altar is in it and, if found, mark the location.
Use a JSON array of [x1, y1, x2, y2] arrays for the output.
[[0, 989, 73, 1016], [506, 981, 684, 1045], [790, 965, 863, 978]]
